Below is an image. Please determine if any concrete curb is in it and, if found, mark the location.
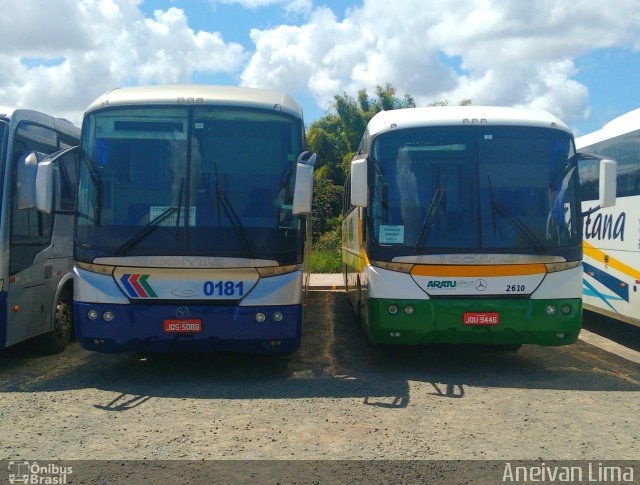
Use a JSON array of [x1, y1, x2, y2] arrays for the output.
[[309, 274, 345, 290], [579, 328, 640, 364]]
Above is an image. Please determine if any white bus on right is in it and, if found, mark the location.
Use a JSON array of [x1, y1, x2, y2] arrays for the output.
[[576, 108, 640, 327]]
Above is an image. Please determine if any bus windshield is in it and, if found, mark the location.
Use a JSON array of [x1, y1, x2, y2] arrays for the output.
[[369, 126, 580, 253], [76, 106, 304, 264]]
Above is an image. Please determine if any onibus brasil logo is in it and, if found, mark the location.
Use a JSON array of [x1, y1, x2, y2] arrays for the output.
[[8, 461, 73, 484]]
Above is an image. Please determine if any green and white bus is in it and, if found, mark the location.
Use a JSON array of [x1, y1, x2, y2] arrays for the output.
[[342, 106, 616, 348]]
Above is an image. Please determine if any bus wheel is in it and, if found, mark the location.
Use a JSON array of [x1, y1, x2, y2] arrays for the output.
[[38, 288, 73, 354]]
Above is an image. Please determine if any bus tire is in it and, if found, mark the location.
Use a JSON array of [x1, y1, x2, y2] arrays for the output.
[[37, 288, 73, 354]]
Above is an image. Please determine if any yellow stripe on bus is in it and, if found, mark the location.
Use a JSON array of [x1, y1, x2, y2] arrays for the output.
[[410, 264, 547, 277], [583, 241, 640, 281]]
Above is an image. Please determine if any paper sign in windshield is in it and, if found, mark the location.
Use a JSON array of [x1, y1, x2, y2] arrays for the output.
[[379, 225, 404, 244], [150, 206, 196, 226]]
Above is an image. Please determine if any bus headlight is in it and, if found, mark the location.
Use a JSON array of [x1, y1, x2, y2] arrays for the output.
[[546, 305, 557, 316], [87, 310, 99, 320], [103, 311, 114, 322], [255, 312, 266, 323], [561, 304, 572, 315], [272, 312, 283, 322], [388, 305, 399, 315], [404, 305, 415, 315]]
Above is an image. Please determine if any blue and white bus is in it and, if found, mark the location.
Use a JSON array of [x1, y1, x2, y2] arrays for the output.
[[0, 106, 79, 352], [577, 108, 640, 327], [36, 85, 315, 353]]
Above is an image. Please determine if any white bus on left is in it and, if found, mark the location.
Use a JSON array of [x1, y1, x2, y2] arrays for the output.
[[0, 107, 80, 352]]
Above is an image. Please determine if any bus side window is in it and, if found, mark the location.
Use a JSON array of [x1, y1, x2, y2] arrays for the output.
[[618, 169, 640, 197], [578, 158, 600, 202], [343, 175, 351, 216], [58, 150, 78, 211], [10, 123, 57, 275]]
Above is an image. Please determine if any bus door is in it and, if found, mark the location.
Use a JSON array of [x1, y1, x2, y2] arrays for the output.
[[5, 125, 60, 346]]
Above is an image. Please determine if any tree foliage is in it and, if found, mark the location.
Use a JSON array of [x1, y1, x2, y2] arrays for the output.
[[307, 84, 415, 248], [307, 83, 415, 187]]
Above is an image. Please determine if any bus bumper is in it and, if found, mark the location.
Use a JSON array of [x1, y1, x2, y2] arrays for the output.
[[366, 298, 582, 346], [75, 302, 302, 354]]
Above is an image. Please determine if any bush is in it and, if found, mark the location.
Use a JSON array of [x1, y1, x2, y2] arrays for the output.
[[311, 222, 342, 273]]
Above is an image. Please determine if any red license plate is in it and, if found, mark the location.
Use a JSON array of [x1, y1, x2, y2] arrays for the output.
[[163, 319, 202, 333], [463, 312, 499, 326]]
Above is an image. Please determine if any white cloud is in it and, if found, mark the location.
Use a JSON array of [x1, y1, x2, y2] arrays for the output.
[[240, 0, 640, 125], [2, 0, 639, 129], [0, 0, 246, 124], [209, 0, 312, 15]]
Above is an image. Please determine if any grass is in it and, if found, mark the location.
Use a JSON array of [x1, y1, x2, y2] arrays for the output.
[[310, 248, 342, 273]]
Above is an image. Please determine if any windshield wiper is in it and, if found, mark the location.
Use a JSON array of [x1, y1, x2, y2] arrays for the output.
[[414, 187, 446, 248], [486, 176, 544, 250], [213, 160, 256, 259], [114, 205, 180, 256], [115, 176, 185, 256], [217, 189, 257, 259]]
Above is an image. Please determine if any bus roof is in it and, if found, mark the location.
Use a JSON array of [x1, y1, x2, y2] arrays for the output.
[[575, 107, 640, 150], [365, 106, 572, 138], [0, 105, 79, 137], [85, 85, 304, 119]]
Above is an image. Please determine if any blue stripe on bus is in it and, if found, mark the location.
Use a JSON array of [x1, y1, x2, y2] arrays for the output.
[[583, 262, 630, 302], [582, 279, 620, 314], [119, 274, 138, 298]]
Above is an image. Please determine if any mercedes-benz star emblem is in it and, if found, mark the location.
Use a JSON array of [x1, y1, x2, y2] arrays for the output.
[[475, 279, 488, 291], [176, 307, 190, 318]]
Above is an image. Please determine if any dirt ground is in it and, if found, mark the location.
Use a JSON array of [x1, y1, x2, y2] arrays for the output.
[[1, 291, 638, 463]]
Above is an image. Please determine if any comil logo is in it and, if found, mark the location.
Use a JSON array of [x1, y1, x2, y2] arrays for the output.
[[8, 461, 73, 484]]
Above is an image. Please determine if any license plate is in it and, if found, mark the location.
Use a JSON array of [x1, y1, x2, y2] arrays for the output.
[[463, 312, 499, 326], [163, 319, 202, 333]]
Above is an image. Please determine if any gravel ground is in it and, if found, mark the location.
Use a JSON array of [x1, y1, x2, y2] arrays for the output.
[[1, 291, 638, 464]]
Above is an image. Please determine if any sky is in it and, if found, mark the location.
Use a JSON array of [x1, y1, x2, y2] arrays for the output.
[[1, 0, 639, 136]]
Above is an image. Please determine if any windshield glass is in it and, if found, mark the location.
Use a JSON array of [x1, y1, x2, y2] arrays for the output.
[[76, 106, 304, 264], [369, 126, 579, 253]]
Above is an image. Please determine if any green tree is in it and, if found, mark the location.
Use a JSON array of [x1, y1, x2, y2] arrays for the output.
[[311, 167, 343, 243], [307, 84, 416, 271], [308, 83, 416, 186]]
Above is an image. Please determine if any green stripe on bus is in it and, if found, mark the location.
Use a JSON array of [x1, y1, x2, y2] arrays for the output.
[[138, 274, 158, 298]]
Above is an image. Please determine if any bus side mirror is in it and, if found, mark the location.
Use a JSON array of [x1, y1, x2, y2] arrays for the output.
[[599, 159, 616, 209], [350, 158, 368, 208], [292, 151, 316, 215], [17, 152, 44, 209], [35, 158, 55, 214]]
